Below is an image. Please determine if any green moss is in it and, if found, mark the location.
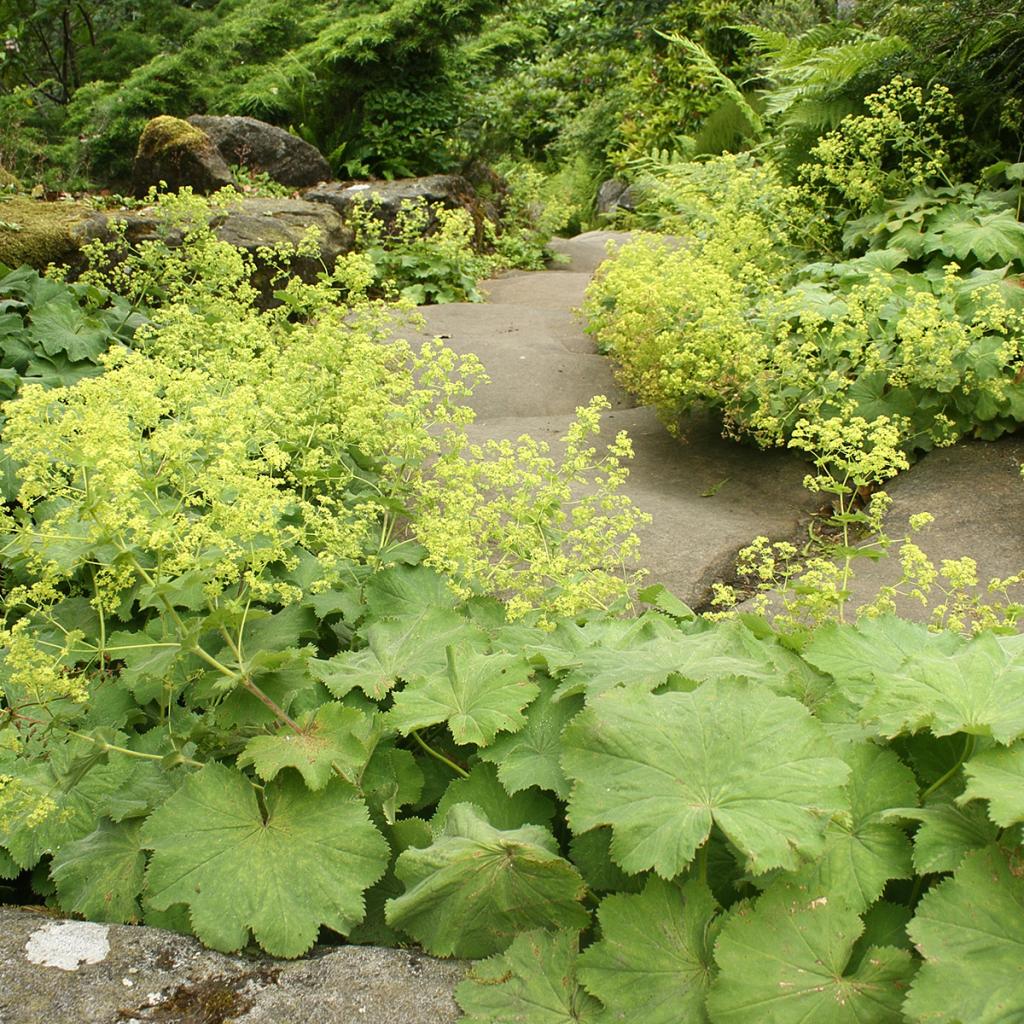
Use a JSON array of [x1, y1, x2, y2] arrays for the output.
[[0, 196, 95, 269], [136, 115, 212, 159], [0, 167, 20, 189]]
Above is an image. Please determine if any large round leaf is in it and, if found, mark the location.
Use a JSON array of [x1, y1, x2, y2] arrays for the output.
[[561, 682, 849, 877], [577, 878, 720, 1023], [385, 803, 589, 957], [905, 844, 1024, 1024], [141, 764, 388, 957], [707, 881, 916, 1023]]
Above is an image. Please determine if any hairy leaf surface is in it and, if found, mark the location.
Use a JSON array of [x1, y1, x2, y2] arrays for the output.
[[385, 803, 589, 957], [237, 703, 381, 791], [456, 929, 602, 1024], [707, 881, 917, 1023], [960, 743, 1024, 827], [478, 678, 582, 798], [906, 845, 1024, 1024], [577, 878, 720, 1024], [50, 819, 145, 923], [388, 644, 537, 746], [784, 743, 917, 910], [562, 683, 849, 876], [861, 634, 1024, 742], [142, 764, 388, 957]]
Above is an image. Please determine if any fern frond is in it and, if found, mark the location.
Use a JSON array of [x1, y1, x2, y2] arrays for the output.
[[658, 32, 764, 138], [763, 35, 908, 117]]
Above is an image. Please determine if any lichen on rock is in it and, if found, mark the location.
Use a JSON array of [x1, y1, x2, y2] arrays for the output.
[[0, 196, 100, 269]]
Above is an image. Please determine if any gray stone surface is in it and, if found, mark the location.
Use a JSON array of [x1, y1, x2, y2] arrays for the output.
[[0, 907, 466, 1024], [209, 197, 354, 268], [545, 230, 633, 275], [835, 436, 1024, 621], [75, 198, 354, 296], [407, 233, 819, 608], [595, 178, 635, 216], [132, 117, 236, 198], [304, 175, 482, 235], [187, 115, 332, 188]]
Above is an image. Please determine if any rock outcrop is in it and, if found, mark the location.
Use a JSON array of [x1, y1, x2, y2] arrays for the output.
[[0, 196, 104, 269], [0, 907, 466, 1024], [187, 115, 332, 188], [305, 174, 485, 238], [595, 178, 635, 217], [132, 116, 236, 197]]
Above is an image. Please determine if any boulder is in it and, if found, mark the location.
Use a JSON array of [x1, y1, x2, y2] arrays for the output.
[[595, 178, 636, 217], [305, 174, 485, 239], [86, 197, 355, 298], [187, 115, 332, 188], [0, 907, 466, 1024], [208, 196, 353, 267], [0, 196, 107, 269], [132, 115, 236, 197]]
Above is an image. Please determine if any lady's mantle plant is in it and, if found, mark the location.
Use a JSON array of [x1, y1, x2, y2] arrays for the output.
[[0, 190, 1021, 1024]]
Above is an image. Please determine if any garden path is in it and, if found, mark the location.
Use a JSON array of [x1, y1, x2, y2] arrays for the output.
[[411, 230, 1024, 615], [409, 231, 817, 608]]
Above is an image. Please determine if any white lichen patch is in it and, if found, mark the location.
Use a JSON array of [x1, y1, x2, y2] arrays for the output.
[[25, 920, 110, 971]]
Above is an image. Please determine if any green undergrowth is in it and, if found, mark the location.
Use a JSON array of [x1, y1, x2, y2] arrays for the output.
[[0, 189, 1022, 1024], [586, 79, 1024, 470]]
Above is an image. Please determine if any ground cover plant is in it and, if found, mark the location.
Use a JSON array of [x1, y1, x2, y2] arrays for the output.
[[2, 0, 1024, 1020], [0, 191, 1021, 1024], [585, 79, 1024, 463]]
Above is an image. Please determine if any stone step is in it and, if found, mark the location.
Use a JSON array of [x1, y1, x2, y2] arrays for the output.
[[0, 907, 465, 1024]]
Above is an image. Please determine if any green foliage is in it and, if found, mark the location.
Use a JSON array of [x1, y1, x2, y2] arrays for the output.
[[347, 197, 500, 304], [0, 261, 145, 498], [587, 139, 1024, 460]]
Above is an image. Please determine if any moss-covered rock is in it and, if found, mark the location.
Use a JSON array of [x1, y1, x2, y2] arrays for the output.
[[0, 196, 102, 270], [132, 116, 236, 197]]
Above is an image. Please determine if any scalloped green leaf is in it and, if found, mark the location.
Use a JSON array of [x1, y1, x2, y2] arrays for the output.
[[385, 803, 589, 958], [0, 846, 19, 878], [707, 881, 917, 1023], [309, 607, 475, 700], [561, 682, 849, 877], [0, 741, 135, 869], [552, 618, 819, 703], [236, 703, 381, 791], [432, 763, 556, 831], [802, 616, 959, 708], [884, 801, 998, 874], [141, 764, 388, 957], [905, 844, 1024, 1024], [577, 878, 720, 1024], [364, 564, 458, 618], [50, 819, 145, 923], [784, 743, 917, 911], [960, 742, 1024, 827], [456, 929, 602, 1024], [388, 644, 537, 746], [932, 209, 1024, 265], [861, 633, 1024, 742], [478, 678, 582, 799]]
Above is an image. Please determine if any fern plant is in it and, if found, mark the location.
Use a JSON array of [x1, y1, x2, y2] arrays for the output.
[[742, 23, 910, 170]]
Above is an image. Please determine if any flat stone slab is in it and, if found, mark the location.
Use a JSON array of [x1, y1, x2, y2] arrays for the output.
[[545, 230, 634, 275], [837, 436, 1024, 622], [411, 302, 637, 420], [0, 907, 465, 1024], [410, 231, 820, 607]]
